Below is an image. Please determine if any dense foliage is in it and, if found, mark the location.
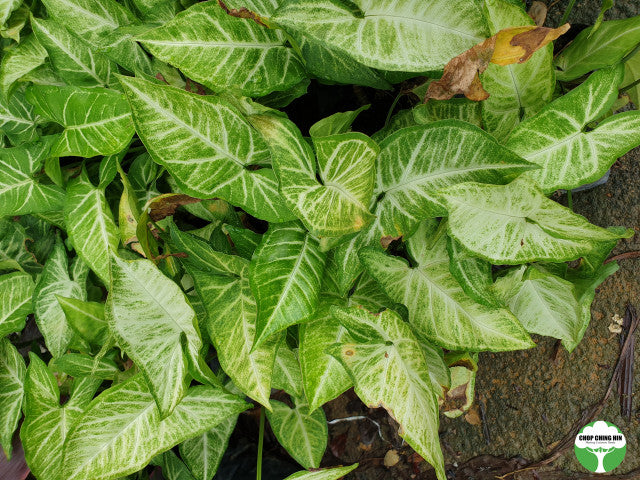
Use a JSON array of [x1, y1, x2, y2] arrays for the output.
[[1, 0, 640, 479]]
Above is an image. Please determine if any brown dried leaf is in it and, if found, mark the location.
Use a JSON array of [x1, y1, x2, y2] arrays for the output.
[[425, 24, 569, 102], [218, 0, 268, 26], [380, 235, 402, 249], [145, 193, 202, 222], [528, 1, 548, 27]]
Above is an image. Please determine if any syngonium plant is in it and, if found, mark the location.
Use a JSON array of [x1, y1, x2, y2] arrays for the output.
[[0, 0, 639, 479]]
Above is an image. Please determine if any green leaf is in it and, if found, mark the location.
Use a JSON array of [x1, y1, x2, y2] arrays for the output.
[[119, 75, 294, 223], [282, 465, 358, 480], [441, 177, 632, 264], [137, 1, 306, 97], [249, 222, 327, 347], [480, 0, 554, 141], [272, 344, 304, 400], [374, 120, 536, 238], [130, 0, 179, 22], [64, 169, 120, 284], [34, 238, 88, 358], [506, 65, 640, 192], [309, 105, 370, 138], [273, 0, 488, 72], [151, 451, 197, 480], [252, 113, 379, 236], [56, 296, 109, 346], [0, 218, 44, 274], [555, 15, 640, 81], [328, 306, 445, 480], [360, 225, 533, 351], [223, 224, 262, 260], [179, 416, 238, 480], [107, 255, 208, 416], [0, 34, 48, 99], [266, 399, 328, 470], [623, 49, 640, 106], [31, 16, 116, 88], [52, 352, 120, 379], [25, 85, 135, 158], [494, 266, 583, 352], [0, 87, 41, 144], [22, 353, 100, 480], [0, 139, 65, 217], [62, 374, 250, 480], [0, 0, 21, 26], [0, 271, 34, 337], [0, 338, 25, 459]]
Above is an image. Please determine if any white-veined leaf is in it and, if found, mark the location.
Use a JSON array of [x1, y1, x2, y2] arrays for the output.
[[272, 344, 304, 400], [56, 296, 109, 346], [179, 415, 238, 480], [62, 374, 250, 480], [272, 0, 488, 72], [266, 399, 327, 470], [130, 0, 179, 22], [441, 177, 632, 264], [21, 353, 100, 480], [137, 1, 306, 97], [25, 85, 134, 158], [119, 75, 294, 222], [283, 464, 358, 480], [480, 0, 555, 141], [0, 86, 41, 144], [151, 450, 197, 480], [107, 255, 208, 416], [249, 222, 326, 348], [252, 113, 379, 236], [52, 352, 120, 379], [31, 16, 116, 88], [506, 65, 640, 192], [0, 34, 48, 99], [33, 237, 88, 358], [0, 271, 34, 337], [64, 168, 120, 284], [359, 224, 533, 351], [328, 306, 446, 480], [0, 338, 25, 459]]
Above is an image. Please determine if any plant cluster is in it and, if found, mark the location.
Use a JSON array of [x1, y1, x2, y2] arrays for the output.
[[1, 0, 640, 479]]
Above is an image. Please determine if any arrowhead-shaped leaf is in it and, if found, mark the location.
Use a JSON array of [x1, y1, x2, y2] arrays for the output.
[[107, 255, 207, 416], [0, 271, 34, 337], [273, 0, 488, 72], [0, 338, 26, 459], [328, 306, 446, 480], [360, 224, 533, 351], [506, 65, 640, 192], [252, 114, 379, 237], [62, 374, 250, 480], [249, 222, 326, 347], [0, 87, 41, 144], [137, 2, 306, 97], [266, 399, 328, 469], [0, 34, 48, 99], [34, 238, 88, 357], [56, 296, 109, 346], [272, 344, 304, 400], [25, 85, 134, 157], [52, 353, 120, 380], [441, 177, 631, 264], [283, 464, 358, 480], [119, 75, 294, 222]]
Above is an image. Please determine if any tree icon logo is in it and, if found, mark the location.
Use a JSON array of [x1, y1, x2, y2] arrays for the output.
[[574, 421, 626, 473]]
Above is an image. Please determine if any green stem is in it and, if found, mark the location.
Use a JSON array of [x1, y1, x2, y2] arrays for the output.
[[384, 92, 402, 127], [256, 407, 265, 480], [567, 190, 573, 210], [620, 77, 640, 94], [560, 0, 577, 25]]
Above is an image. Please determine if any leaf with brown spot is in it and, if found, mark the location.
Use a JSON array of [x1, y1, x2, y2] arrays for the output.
[[491, 24, 570, 66], [145, 194, 202, 222]]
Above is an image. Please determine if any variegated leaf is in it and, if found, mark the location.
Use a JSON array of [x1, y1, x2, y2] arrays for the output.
[[0, 271, 34, 337], [0, 139, 64, 217], [179, 416, 238, 480], [52, 353, 120, 380], [64, 169, 120, 284], [360, 224, 533, 351], [328, 306, 445, 480], [273, 0, 488, 72], [480, 0, 555, 141], [0, 34, 48, 99], [506, 65, 640, 192], [56, 296, 108, 346], [441, 177, 632, 264], [0, 87, 41, 144], [107, 255, 207, 416], [249, 222, 326, 347], [151, 450, 197, 480], [21, 353, 100, 480], [26, 85, 134, 158], [31, 16, 116, 88], [62, 374, 250, 480], [272, 344, 304, 400], [130, 0, 179, 22], [137, 1, 306, 97], [0, 338, 25, 459], [283, 464, 358, 480], [252, 113, 379, 236], [266, 399, 327, 470], [119, 75, 294, 222], [33, 238, 88, 358]]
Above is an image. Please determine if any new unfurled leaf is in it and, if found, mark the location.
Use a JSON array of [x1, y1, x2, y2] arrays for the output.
[[441, 177, 632, 264], [0, 272, 34, 337], [329, 306, 446, 480]]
